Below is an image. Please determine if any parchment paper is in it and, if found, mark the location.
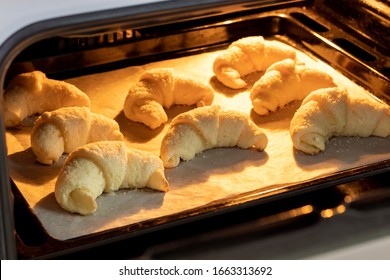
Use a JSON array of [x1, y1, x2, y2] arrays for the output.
[[5, 45, 390, 240]]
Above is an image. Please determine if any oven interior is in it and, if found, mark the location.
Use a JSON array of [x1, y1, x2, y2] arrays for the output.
[[1, 0, 390, 259]]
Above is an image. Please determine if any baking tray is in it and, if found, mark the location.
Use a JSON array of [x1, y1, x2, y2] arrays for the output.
[[6, 9, 390, 259]]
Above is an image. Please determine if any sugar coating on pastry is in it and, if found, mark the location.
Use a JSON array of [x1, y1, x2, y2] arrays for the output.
[[3, 71, 90, 127], [250, 58, 336, 115], [213, 36, 296, 89], [123, 68, 214, 129], [55, 141, 168, 215], [31, 106, 123, 165], [290, 87, 390, 154], [160, 105, 268, 168]]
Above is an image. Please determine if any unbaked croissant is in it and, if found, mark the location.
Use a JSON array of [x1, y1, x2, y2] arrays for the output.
[[213, 36, 296, 89], [123, 68, 214, 129], [160, 105, 268, 168], [55, 141, 169, 215], [3, 71, 90, 127], [31, 107, 123, 165], [250, 59, 335, 115], [290, 87, 390, 155]]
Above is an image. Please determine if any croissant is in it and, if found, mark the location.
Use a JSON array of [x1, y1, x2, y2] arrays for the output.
[[55, 141, 169, 215], [31, 107, 124, 165], [290, 87, 390, 155], [123, 68, 214, 129], [160, 105, 268, 168], [213, 36, 296, 89], [3, 71, 90, 127], [250, 59, 336, 115]]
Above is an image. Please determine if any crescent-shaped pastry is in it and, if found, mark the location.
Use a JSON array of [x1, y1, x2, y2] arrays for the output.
[[55, 141, 168, 215], [3, 71, 90, 127], [250, 59, 335, 115], [213, 36, 296, 89], [160, 105, 268, 168], [290, 87, 390, 154], [123, 68, 214, 129], [31, 106, 124, 165]]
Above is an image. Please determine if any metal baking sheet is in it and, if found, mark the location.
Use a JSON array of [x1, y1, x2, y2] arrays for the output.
[[6, 40, 390, 245]]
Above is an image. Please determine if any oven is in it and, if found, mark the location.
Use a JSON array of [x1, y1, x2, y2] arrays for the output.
[[1, 0, 389, 260]]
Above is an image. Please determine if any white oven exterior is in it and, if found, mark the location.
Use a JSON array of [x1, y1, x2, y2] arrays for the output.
[[0, 0, 166, 46]]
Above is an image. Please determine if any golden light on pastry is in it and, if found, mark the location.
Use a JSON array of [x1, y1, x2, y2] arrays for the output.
[[250, 58, 335, 115], [3, 71, 90, 127], [31, 107, 123, 165], [290, 87, 390, 155], [123, 67, 214, 129], [213, 36, 296, 89]]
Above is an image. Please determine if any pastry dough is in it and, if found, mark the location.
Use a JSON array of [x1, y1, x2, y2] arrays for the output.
[[213, 36, 296, 89], [55, 141, 169, 215], [290, 87, 390, 154], [31, 107, 123, 165], [3, 71, 90, 127], [250, 59, 335, 115], [160, 105, 268, 168], [123, 68, 214, 129]]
